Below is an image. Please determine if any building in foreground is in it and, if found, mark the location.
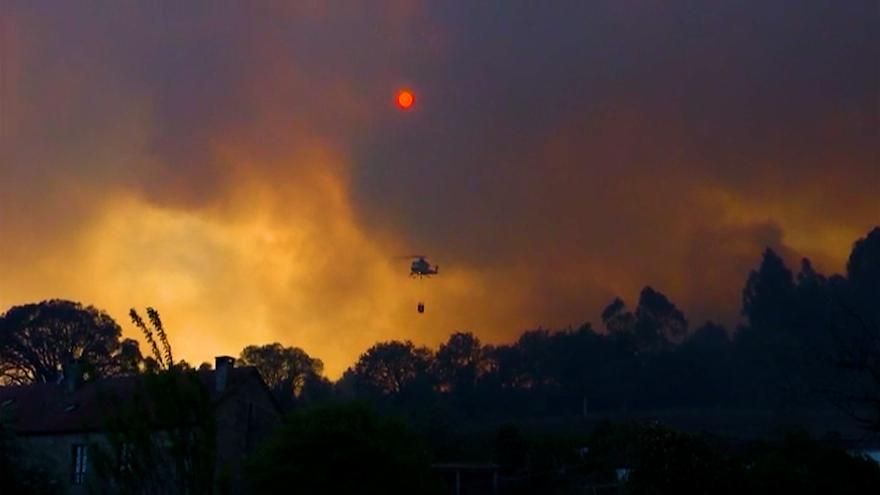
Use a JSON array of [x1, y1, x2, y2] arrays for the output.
[[0, 356, 282, 494]]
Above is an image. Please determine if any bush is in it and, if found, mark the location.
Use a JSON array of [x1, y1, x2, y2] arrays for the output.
[[247, 402, 441, 494]]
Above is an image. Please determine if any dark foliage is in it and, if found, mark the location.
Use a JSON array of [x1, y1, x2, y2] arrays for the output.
[[93, 367, 216, 494], [93, 310, 216, 494], [238, 343, 329, 409], [247, 402, 441, 494], [334, 227, 880, 433], [847, 227, 880, 321], [624, 423, 744, 495], [0, 419, 59, 494], [744, 430, 880, 495], [0, 300, 142, 385], [340, 340, 436, 412], [587, 422, 880, 495]]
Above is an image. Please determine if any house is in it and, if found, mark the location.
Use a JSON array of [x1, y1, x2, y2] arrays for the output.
[[0, 356, 282, 494]]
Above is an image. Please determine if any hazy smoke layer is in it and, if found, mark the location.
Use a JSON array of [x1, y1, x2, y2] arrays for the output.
[[1, 1, 877, 375]]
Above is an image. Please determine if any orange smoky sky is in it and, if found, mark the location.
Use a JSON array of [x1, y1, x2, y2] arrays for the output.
[[1, 2, 877, 377]]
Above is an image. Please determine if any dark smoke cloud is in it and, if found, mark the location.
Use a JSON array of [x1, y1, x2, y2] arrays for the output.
[[1, 1, 877, 374]]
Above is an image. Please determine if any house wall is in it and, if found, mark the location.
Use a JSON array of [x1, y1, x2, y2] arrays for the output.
[[9, 370, 282, 494], [19, 430, 184, 494], [19, 431, 110, 495], [213, 374, 283, 493]]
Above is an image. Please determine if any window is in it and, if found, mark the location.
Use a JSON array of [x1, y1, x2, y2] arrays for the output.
[[182, 452, 193, 477], [71, 444, 88, 484], [119, 443, 134, 473]]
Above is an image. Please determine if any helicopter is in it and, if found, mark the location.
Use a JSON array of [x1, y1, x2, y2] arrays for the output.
[[406, 255, 439, 277], [399, 255, 439, 313]]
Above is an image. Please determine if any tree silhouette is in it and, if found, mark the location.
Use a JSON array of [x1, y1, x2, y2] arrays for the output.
[[130, 307, 173, 370], [600, 288, 687, 354], [238, 343, 326, 408], [821, 229, 880, 432], [346, 340, 434, 397], [601, 297, 635, 335], [846, 227, 880, 323], [0, 300, 142, 385], [634, 286, 689, 350], [742, 249, 796, 333], [433, 332, 486, 394], [793, 258, 832, 339]]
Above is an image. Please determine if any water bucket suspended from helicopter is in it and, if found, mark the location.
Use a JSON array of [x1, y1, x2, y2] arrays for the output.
[[398, 255, 439, 314]]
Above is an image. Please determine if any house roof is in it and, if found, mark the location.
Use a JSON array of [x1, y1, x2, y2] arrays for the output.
[[0, 367, 274, 435]]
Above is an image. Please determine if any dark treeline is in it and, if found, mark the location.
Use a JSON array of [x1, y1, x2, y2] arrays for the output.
[[328, 227, 880, 433], [1, 227, 878, 429]]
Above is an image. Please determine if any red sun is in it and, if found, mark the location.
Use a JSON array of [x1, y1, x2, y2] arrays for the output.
[[396, 90, 415, 110]]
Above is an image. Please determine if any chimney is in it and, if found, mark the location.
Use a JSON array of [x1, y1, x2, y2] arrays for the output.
[[215, 356, 235, 393]]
